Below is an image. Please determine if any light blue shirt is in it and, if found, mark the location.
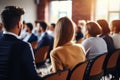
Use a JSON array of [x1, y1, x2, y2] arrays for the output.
[[81, 37, 108, 59]]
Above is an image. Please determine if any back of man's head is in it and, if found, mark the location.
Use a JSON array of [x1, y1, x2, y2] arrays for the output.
[[26, 23, 33, 31], [1, 6, 24, 31], [51, 23, 56, 28], [39, 21, 47, 31]]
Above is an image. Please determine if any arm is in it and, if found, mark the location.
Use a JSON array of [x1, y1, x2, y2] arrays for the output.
[[50, 51, 63, 73], [22, 43, 44, 80]]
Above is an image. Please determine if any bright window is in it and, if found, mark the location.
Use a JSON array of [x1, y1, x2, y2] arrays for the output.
[[95, 0, 120, 23], [49, 1, 72, 23]]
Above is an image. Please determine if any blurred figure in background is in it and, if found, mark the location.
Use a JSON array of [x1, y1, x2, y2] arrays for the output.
[[23, 22, 38, 43], [81, 21, 107, 59], [110, 20, 120, 49], [36, 21, 54, 50], [97, 19, 115, 54], [32, 20, 41, 38], [47, 23, 55, 38], [75, 25, 84, 43], [78, 20, 86, 38], [19, 20, 27, 40]]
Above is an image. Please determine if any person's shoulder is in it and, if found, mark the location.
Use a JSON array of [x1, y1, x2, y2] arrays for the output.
[[50, 47, 63, 55], [73, 43, 85, 50], [15, 38, 30, 46], [73, 43, 83, 47]]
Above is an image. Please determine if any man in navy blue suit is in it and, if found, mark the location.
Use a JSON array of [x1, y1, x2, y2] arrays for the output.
[[36, 21, 54, 50], [0, 6, 44, 80], [23, 22, 38, 43]]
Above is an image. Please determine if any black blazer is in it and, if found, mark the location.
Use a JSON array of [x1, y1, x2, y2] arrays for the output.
[[0, 34, 44, 80]]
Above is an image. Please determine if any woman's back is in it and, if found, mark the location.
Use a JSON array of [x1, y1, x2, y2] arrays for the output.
[[50, 42, 86, 72], [82, 37, 107, 59]]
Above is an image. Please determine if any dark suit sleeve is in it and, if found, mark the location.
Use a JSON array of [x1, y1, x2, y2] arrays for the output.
[[22, 43, 44, 80]]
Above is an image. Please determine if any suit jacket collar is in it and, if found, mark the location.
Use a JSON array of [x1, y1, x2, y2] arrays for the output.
[[4, 31, 19, 38], [1, 34, 19, 41]]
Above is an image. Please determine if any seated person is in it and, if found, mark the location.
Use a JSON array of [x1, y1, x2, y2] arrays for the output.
[[23, 22, 38, 43], [50, 17, 86, 73], [47, 23, 56, 38], [97, 19, 115, 53], [19, 20, 27, 40], [0, 6, 44, 80], [36, 21, 53, 50], [111, 20, 120, 49], [75, 25, 84, 43], [81, 21, 108, 60]]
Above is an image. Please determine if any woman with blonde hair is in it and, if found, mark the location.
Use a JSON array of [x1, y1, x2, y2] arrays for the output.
[[50, 17, 86, 73], [81, 21, 107, 59]]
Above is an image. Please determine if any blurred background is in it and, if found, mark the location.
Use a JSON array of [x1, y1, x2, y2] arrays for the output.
[[0, 0, 120, 25]]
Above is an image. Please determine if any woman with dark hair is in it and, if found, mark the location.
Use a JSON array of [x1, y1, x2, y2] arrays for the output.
[[50, 17, 86, 73], [97, 19, 115, 53], [81, 21, 107, 59]]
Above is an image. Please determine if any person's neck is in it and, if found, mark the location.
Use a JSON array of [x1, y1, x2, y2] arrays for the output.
[[8, 29, 18, 36], [41, 30, 45, 33]]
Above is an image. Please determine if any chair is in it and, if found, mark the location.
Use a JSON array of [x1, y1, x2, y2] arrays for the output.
[[67, 61, 88, 80], [34, 46, 50, 67], [85, 53, 107, 80], [117, 54, 120, 78], [103, 49, 120, 79], [43, 69, 69, 80], [30, 41, 38, 49]]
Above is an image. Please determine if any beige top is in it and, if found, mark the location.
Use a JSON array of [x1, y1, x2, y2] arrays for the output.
[[50, 42, 86, 72]]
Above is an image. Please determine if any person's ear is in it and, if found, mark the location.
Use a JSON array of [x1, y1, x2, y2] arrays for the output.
[[85, 30, 89, 38], [18, 21, 23, 29]]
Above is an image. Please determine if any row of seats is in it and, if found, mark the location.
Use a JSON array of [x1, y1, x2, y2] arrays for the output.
[[43, 49, 120, 80]]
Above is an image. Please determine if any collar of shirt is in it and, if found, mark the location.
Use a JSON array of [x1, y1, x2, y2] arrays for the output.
[[23, 33, 32, 42], [3, 31, 19, 39], [38, 32, 45, 41]]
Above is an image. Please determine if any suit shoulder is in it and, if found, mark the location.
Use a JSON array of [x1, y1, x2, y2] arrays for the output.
[[15, 38, 30, 46]]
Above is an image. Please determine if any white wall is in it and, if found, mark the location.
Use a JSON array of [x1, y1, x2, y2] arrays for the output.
[[0, 0, 37, 25]]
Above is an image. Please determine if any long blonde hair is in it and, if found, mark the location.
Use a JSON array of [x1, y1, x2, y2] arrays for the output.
[[54, 17, 75, 48]]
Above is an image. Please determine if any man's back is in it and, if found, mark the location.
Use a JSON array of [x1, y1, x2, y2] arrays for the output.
[[0, 34, 44, 80]]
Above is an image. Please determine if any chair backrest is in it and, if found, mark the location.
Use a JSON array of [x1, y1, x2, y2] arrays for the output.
[[106, 49, 120, 69], [44, 69, 69, 80], [30, 41, 38, 49], [86, 53, 107, 79], [35, 46, 50, 63], [68, 61, 88, 80]]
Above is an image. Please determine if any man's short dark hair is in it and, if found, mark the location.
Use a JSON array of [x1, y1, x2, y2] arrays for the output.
[[51, 23, 56, 28], [26, 23, 33, 31], [1, 6, 24, 31], [39, 21, 47, 31]]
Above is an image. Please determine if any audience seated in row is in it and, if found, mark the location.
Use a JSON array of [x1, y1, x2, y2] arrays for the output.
[[81, 21, 108, 60], [50, 17, 86, 73]]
